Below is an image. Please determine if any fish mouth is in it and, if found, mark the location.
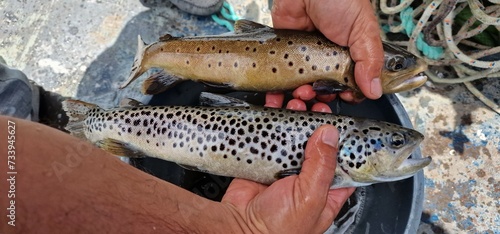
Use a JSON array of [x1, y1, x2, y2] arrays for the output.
[[382, 59, 428, 93], [373, 130, 431, 181]]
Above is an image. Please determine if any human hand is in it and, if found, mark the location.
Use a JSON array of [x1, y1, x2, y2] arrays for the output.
[[269, 0, 384, 103], [221, 124, 355, 233]]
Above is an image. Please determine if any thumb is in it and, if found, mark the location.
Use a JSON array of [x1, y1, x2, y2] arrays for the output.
[[299, 125, 339, 196]]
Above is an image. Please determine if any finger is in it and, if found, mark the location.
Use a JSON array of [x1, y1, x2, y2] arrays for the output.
[[292, 85, 316, 101], [222, 178, 267, 206], [317, 187, 356, 229], [297, 125, 339, 202], [265, 92, 285, 108], [271, 0, 314, 30], [311, 103, 332, 113], [347, 1, 384, 99], [286, 99, 307, 111], [338, 91, 365, 103], [316, 94, 336, 103]]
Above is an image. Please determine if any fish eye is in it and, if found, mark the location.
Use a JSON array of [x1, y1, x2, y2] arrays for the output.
[[386, 55, 406, 72], [390, 132, 406, 148]]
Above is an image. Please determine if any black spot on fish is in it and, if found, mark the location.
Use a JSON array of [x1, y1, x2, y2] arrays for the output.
[[238, 129, 245, 135], [362, 129, 369, 134], [298, 68, 304, 74], [269, 50, 276, 55], [296, 152, 303, 159], [270, 144, 278, 153], [305, 55, 310, 61], [252, 62, 256, 68], [253, 136, 259, 143], [291, 160, 298, 166], [247, 159, 253, 164], [250, 147, 258, 154], [272, 67, 277, 73], [211, 145, 217, 152], [287, 41, 293, 45], [316, 41, 322, 45], [234, 62, 238, 68], [218, 61, 222, 67], [288, 61, 294, 67], [284, 54, 289, 59], [282, 163, 288, 169], [231, 149, 237, 156], [357, 145, 363, 153], [245, 46, 250, 51], [301, 46, 307, 52], [281, 149, 287, 156], [333, 51, 338, 56], [312, 65, 317, 71], [355, 162, 363, 169], [253, 48, 257, 52], [344, 77, 349, 83], [325, 65, 331, 71]]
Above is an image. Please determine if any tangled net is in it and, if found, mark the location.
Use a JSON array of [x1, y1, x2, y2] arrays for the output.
[[374, 0, 500, 113]]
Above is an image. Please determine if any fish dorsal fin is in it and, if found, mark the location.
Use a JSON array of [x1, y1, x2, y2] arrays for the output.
[[234, 20, 270, 33], [96, 138, 146, 158], [119, 98, 144, 108], [199, 92, 251, 107], [159, 34, 174, 41]]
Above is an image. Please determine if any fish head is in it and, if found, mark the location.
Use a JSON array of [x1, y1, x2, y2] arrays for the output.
[[380, 42, 428, 93], [337, 120, 431, 185]]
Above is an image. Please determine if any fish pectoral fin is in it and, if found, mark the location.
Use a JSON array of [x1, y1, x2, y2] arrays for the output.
[[119, 98, 145, 108], [275, 168, 301, 179], [178, 164, 209, 173], [201, 81, 234, 89], [142, 70, 184, 95], [199, 92, 251, 107], [234, 19, 271, 33], [312, 80, 351, 94], [96, 138, 146, 158]]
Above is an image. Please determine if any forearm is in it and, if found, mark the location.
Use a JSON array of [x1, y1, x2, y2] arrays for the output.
[[0, 116, 243, 233]]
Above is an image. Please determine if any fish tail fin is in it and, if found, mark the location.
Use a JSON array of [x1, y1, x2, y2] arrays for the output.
[[141, 70, 183, 95], [119, 35, 150, 89], [62, 99, 99, 139]]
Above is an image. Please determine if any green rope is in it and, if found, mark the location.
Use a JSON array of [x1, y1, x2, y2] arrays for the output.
[[382, 7, 444, 60], [211, 1, 239, 31]]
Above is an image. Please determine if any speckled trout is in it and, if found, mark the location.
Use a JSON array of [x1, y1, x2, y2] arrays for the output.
[[119, 20, 428, 97], [62, 93, 431, 188]]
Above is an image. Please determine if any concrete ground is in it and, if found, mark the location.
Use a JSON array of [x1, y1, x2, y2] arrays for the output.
[[1, 0, 498, 233]]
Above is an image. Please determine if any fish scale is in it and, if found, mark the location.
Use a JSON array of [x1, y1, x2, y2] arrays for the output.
[[63, 93, 431, 188]]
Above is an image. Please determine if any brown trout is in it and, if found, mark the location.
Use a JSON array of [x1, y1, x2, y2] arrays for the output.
[[62, 93, 431, 188], [119, 20, 428, 97]]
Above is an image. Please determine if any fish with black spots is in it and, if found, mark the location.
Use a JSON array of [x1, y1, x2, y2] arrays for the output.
[[119, 20, 428, 98], [62, 93, 431, 188]]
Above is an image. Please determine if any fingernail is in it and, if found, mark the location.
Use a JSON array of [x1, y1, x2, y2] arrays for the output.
[[321, 127, 338, 148], [370, 78, 382, 98]]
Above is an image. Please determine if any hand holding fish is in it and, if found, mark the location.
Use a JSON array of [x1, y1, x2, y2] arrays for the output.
[[270, 0, 385, 103], [221, 125, 355, 233]]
